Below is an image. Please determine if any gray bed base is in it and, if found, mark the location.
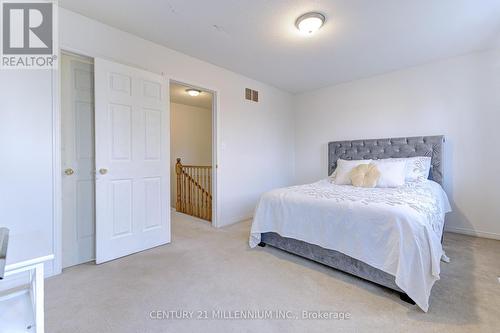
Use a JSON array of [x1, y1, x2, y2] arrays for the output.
[[0, 228, 9, 279], [260, 135, 445, 303]]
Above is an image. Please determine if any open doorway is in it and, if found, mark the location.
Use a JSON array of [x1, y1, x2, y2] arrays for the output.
[[170, 82, 215, 223]]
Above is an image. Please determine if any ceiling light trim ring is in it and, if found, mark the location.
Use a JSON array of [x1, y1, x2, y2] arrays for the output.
[[295, 12, 326, 34]]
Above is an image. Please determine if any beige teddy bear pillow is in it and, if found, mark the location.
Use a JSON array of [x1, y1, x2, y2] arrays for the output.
[[349, 163, 381, 188]]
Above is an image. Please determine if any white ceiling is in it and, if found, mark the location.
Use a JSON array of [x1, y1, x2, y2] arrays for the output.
[[170, 82, 213, 109], [60, 0, 500, 93]]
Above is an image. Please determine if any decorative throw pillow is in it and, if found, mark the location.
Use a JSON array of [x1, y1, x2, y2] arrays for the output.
[[333, 159, 372, 185], [371, 159, 407, 188], [380, 156, 432, 182], [404, 156, 432, 182], [350, 164, 380, 188]]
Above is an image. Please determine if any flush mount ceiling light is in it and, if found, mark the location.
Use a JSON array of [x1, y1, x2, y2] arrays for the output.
[[186, 88, 201, 97], [295, 12, 325, 35]]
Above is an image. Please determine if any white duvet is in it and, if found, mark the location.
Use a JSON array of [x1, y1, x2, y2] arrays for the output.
[[249, 179, 451, 312]]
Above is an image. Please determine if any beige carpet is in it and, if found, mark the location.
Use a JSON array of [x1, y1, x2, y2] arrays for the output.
[[46, 212, 500, 332]]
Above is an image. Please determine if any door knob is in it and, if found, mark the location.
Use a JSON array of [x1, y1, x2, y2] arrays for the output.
[[99, 168, 108, 175], [64, 168, 74, 176]]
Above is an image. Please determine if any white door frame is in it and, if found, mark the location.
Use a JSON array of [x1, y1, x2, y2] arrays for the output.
[[169, 79, 219, 227], [53, 46, 222, 275]]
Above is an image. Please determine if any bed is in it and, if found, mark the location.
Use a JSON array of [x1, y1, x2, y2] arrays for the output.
[[249, 136, 451, 312]]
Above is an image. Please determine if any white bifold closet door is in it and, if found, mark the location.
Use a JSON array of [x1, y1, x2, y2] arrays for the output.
[[94, 58, 170, 264], [61, 54, 95, 268]]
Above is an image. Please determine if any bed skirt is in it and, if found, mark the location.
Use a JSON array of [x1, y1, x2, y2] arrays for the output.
[[261, 232, 403, 292]]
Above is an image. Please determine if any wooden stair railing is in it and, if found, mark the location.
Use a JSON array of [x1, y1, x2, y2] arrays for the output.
[[175, 158, 212, 221]]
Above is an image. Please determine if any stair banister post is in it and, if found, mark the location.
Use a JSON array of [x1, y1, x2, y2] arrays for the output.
[[176, 158, 182, 211]]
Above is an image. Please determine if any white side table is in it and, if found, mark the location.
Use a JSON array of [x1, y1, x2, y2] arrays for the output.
[[0, 254, 54, 333]]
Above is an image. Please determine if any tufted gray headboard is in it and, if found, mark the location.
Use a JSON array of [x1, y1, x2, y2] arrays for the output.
[[328, 135, 445, 185]]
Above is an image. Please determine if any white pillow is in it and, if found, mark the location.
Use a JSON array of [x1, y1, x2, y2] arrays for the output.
[[333, 159, 372, 185], [371, 160, 407, 188], [379, 156, 432, 182], [403, 156, 432, 182]]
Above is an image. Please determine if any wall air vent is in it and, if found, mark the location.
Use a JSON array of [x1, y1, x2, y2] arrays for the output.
[[245, 88, 259, 102]]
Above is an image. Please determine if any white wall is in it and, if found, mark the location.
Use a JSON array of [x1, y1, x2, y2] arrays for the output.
[[170, 102, 212, 207], [0, 70, 55, 287], [294, 48, 500, 239]]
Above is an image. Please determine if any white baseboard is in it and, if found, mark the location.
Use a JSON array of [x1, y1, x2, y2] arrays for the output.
[[445, 226, 500, 240], [218, 215, 253, 228]]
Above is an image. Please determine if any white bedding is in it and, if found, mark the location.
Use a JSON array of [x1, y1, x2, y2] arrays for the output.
[[249, 179, 451, 312]]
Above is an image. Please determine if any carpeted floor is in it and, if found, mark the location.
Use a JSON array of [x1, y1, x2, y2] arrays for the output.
[[46, 212, 500, 332]]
